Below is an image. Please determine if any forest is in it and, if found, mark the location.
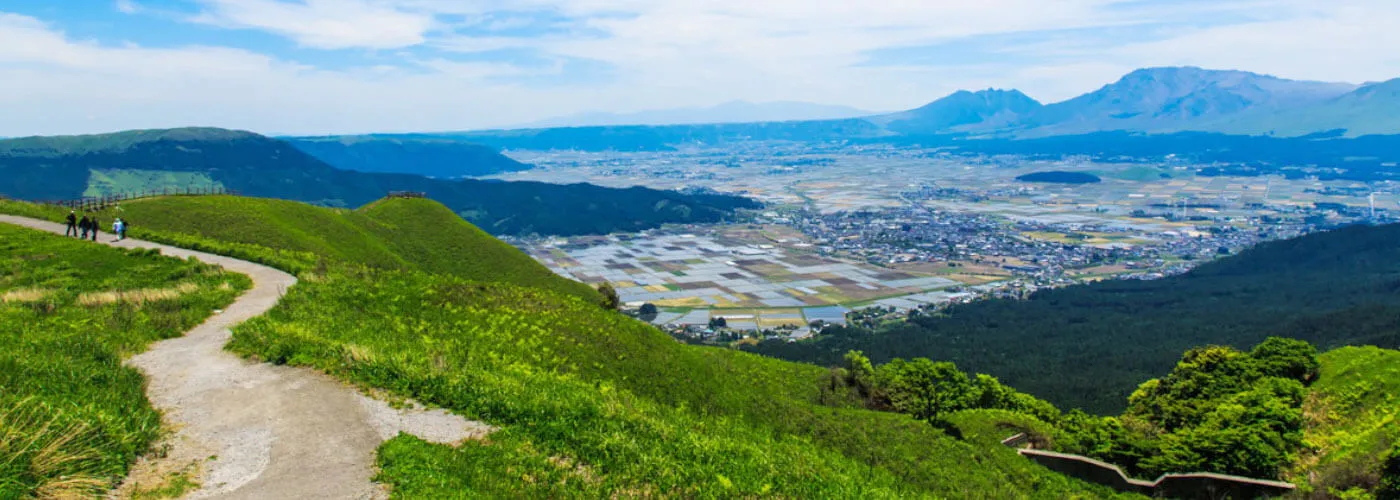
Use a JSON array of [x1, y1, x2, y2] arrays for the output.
[[747, 221, 1400, 413]]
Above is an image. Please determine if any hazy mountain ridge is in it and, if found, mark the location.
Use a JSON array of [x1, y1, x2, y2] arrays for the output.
[[1001, 67, 1362, 137], [521, 100, 876, 128], [285, 136, 532, 178], [1199, 77, 1400, 137], [0, 128, 760, 236], [872, 89, 1043, 135], [448, 66, 1398, 148]]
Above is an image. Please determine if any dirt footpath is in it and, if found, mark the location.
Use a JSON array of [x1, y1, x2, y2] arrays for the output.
[[0, 215, 492, 499]]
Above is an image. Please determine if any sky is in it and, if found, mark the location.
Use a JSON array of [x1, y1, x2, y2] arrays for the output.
[[1, 0, 1397, 136]]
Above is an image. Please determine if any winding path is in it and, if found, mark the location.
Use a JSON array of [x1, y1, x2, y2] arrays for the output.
[[0, 215, 491, 499]]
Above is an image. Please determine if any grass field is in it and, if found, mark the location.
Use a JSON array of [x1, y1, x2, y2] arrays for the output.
[[0, 224, 248, 497], [84, 169, 223, 198], [0, 196, 598, 301]]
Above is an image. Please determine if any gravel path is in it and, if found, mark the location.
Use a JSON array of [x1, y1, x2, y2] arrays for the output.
[[0, 215, 493, 499]]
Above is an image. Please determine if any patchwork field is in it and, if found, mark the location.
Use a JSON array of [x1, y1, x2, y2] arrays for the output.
[[523, 230, 970, 326]]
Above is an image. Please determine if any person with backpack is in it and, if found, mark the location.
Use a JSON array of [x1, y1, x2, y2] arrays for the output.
[[78, 214, 91, 240], [65, 211, 78, 237], [113, 218, 126, 241]]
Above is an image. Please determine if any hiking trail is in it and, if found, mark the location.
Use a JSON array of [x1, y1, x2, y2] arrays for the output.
[[0, 215, 493, 499]]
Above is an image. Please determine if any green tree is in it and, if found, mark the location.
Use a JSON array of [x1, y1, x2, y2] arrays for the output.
[[1126, 345, 1255, 430], [875, 358, 973, 422], [1248, 336, 1321, 384], [597, 282, 620, 310], [639, 303, 658, 316], [1141, 377, 1304, 477], [842, 350, 879, 404]]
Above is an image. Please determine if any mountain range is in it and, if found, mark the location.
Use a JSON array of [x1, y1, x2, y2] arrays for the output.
[[265, 66, 1400, 181], [886, 66, 1381, 138], [0, 128, 758, 236], [284, 135, 532, 178], [417, 66, 1400, 154], [519, 100, 876, 128]]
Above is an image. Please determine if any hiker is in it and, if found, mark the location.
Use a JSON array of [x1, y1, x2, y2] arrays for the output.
[[78, 214, 91, 240], [65, 211, 78, 237], [113, 218, 126, 241], [88, 216, 99, 241]]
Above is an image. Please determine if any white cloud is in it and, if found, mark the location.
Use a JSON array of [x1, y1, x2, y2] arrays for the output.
[[1108, 1, 1400, 85], [115, 0, 140, 14], [190, 0, 435, 49], [3, 1, 1400, 135]]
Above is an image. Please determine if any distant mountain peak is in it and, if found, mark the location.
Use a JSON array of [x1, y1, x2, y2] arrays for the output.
[[1006, 67, 1361, 136], [876, 87, 1041, 134]]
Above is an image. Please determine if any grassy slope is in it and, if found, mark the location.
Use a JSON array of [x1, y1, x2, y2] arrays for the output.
[[0, 194, 1120, 495], [1290, 346, 1400, 496], [229, 268, 1123, 498], [0, 196, 1121, 497], [0, 196, 598, 301], [0, 224, 248, 496]]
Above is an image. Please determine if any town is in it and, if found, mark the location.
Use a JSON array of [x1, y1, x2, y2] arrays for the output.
[[495, 143, 1396, 346]]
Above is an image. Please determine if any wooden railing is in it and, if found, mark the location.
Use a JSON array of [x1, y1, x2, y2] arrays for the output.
[[41, 186, 238, 212], [386, 191, 428, 199]]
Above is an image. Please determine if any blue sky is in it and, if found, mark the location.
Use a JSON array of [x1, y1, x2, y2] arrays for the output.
[[0, 0, 1396, 136]]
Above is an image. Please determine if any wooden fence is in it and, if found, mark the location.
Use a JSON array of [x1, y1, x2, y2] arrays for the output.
[[42, 186, 238, 212]]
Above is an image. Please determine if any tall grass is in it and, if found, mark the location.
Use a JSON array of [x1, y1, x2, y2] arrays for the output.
[[0, 399, 108, 498], [0, 224, 249, 496]]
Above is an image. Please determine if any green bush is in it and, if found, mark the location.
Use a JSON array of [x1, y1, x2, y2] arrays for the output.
[[1057, 338, 1316, 479]]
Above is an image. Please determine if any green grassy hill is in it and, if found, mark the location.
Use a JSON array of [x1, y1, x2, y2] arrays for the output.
[[1290, 346, 1400, 496], [0, 196, 1125, 497], [0, 224, 248, 496], [229, 267, 1122, 497], [0, 196, 599, 301]]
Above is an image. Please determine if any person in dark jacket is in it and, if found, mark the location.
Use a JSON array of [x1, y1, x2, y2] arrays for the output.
[[89, 216, 99, 241], [79, 215, 91, 239], [65, 211, 78, 237]]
